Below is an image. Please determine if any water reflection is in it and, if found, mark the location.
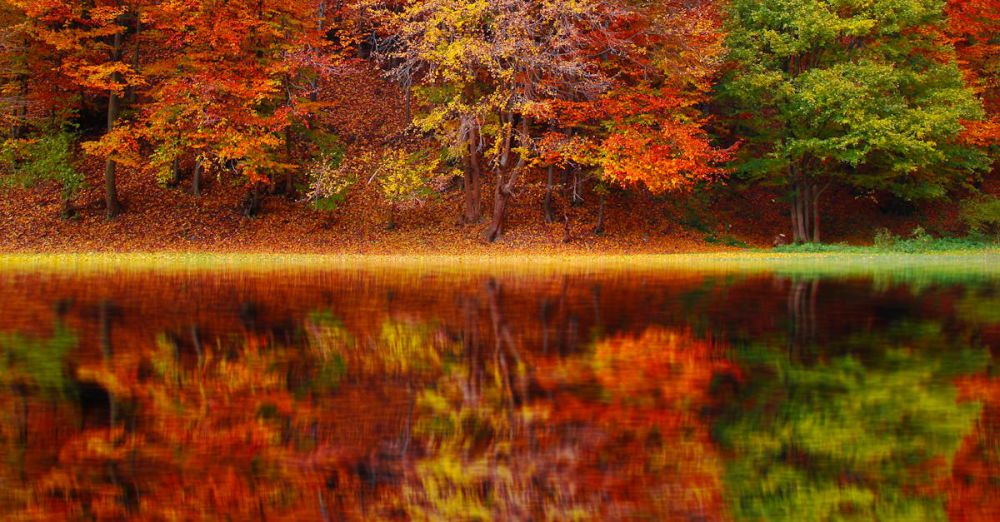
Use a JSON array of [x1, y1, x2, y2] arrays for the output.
[[0, 270, 996, 520]]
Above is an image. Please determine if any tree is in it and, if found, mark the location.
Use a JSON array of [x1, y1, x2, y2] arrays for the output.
[[377, 147, 439, 229], [381, 0, 630, 240], [721, 0, 989, 243], [10, 0, 147, 218], [0, 130, 84, 217], [946, 0, 1000, 152], [101, 0, 342, 212], [716, 323, 987, 521]]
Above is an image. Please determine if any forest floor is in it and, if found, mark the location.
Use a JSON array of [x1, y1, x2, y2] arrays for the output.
[[1, 155, 982, 255], [0, 177, 983, 255], [0, 160, 980, 255], [1, 63, 986, 255]]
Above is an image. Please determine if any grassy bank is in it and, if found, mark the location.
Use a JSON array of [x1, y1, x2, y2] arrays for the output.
[[0, 251, 997, 284], [772, 233, 997, 254]]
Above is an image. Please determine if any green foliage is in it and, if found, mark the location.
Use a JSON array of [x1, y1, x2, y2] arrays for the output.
[[303, 128, 345, 165], [0, 323, 77, 398], [722, 0, 989, 196], [873, 227, 898, 249], [716, 322, 987, 521], [961, 195, 1000, 239], [0, 131, 84, 206], [772, 226, 995, 253], [308, 152, 358, 212], [704, 233, 750, 248]]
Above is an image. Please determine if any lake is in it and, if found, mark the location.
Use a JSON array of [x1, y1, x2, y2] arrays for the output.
[[0, 259, 997, 520]]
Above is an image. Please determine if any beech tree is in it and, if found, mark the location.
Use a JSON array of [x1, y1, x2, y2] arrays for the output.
[[381, 0, 631, 240], [532, 0, 734, 234], [9, 0, 147, 218], [722, 0, 989, 243]]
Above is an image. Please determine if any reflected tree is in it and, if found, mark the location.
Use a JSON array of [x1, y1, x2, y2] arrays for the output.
[[715, 322, 988, 521]]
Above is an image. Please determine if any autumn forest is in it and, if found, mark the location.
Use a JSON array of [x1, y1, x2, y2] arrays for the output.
[[0, 0, 997, 252], [2, 1, 1000, 520]]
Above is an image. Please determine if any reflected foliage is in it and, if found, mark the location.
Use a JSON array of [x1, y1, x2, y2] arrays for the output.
[[717, 323, 988, 521], [0, 270, 994, 520]]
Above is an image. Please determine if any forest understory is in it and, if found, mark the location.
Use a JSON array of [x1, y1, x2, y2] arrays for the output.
[[1, 155, 984, 254], [1, 1, 996, 254]]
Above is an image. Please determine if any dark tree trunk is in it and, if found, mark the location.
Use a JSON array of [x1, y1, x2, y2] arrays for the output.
[[12, 44, 28, 139], [593, 193, 606, 235], [463, 129, 483, 224], [788, 166, 824, 244], [462, 296, 482, 403], [98, 300, 117, 427], [543, 165, 555, 224], [243, 183, 262, 217], [484, 116, 527, 243], [284, 127, 295, 198], [812, 185, 823, 243], [192, 160, 202, 196], [62, 195, 76, 220], [387, 202, 397, 230], [167, 157, 181, 187], [104, 30, 124, 219], [309, 0, 326, 103], [787, 278, 819, 355], [562, 178, 572, 243], [126, 14, 140, 104], [485, 176, 511, 242]]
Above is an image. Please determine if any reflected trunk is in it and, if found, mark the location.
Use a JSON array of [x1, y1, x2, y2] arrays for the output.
[[787, 278, 819, 355]]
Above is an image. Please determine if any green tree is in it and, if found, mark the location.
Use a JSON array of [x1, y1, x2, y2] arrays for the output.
[[716, 321, 987, 521], [721, 0, 989, 243]]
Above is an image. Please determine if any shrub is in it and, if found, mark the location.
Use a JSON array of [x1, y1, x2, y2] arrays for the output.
[[961, 196, 1000, 241], [1, 131, 84, 218]]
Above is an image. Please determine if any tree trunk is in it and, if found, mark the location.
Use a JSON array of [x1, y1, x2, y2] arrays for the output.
[[562, 174, 572, 243], [243, 183, 261, 217], [284, 126, 295, 198], [593, 193, 606, 235], [403, 75, 412, 123], [12, 48, 28, 139], [485, 175, 510, 242], [801, 182, 808, 242], [168, 157, 181, 187], [790, 184, 800, 244], [543, 165, 555, 224], [62, 194, 76, 220], [572, 172, 583, 205], [98, 300, 117, 429], [788, 165, 823, 244], [192, 160, 202, 197], [104, 30, 124, 219], [463, 129, 482, 224], [484, 116, 527, 243], [309, 0, 326, 103], [787, 278, 819, 354], [387, 202, 397, 230], [812, 185, 822, 243], [126, 14, 140, 104]]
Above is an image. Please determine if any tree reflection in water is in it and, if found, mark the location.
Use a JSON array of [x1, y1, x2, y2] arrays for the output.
[[0, 270, 995, 520]]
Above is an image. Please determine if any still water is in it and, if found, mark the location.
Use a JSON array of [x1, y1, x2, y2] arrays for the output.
[[0, 267, 997, 520]]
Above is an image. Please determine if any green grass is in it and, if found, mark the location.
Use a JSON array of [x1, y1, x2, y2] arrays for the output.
[[772, 231, 997, 254], [0, 251, 997, 287]]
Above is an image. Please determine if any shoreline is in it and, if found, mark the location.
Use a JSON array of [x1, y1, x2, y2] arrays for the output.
[[1, 251, 997, 279]]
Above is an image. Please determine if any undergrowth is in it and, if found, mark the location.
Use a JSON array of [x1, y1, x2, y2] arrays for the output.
[[772, 227, 997, 254]]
